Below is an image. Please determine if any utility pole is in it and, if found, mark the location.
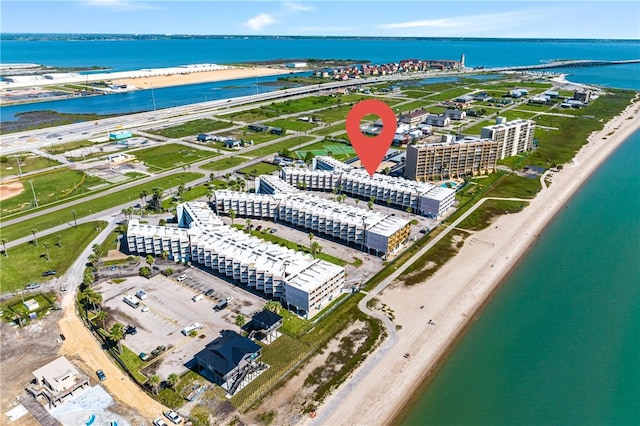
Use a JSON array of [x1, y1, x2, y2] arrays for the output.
[[15, 156, 23, 176], [151, 87, 157, 119], [28, 180, 38, 207], [71, 210, 77, 228]]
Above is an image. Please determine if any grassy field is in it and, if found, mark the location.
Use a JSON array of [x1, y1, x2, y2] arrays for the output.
[[496, 109, 538, 122], [163, 184, 211, 209], [427, 87, 473, 102], [294, 141, 355, 161], [0, 153, 61, 176], [200, 156, 251, 171], [532, 113, 573, 128], [395, 100, 429, 113], [146, 119, 233, 139], [460, 119, 494, 135], [42, 140, 97, 155], [1, 292, 57, 325], [246, 136, 315, 158], [264, 118, 317, 132], [314, 105, 358, 123], [236, 162, 281, 176], [485, 174, 542, 199], [1, 168, 104, 216], [312, 122, 346, 136], [0, 172, 202, 242], [0, 221, 106, 293], [457, 199, 529, 231], [512, 103, 557, 112], [497, 153, 532, 170], [131, 143, 218, 171]]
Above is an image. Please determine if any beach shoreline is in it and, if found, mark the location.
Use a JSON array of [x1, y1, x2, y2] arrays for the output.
[[110, 66, 294, 90], [307, 93, 640, 426]]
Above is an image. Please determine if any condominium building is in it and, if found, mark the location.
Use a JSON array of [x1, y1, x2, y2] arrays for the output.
[[425, 114, 451, 127], [313, 155, 352, 171], [405, 135, 501, 181], [255, 174, 298, 194], [480, 118, 535, 159], [399, 109, 429, 126], [126, 202, 345, 317], [280, 166, 456, 218], [444, 109, 466, 120], [214, 191, 411, 256]]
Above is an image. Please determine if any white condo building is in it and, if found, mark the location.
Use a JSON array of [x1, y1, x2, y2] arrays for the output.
[[480, 118, 536, 159], [279, 158, 456, 218], [127, 202, 345, 317]]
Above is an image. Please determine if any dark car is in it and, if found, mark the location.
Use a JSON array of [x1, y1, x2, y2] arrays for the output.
[[125, 325, 137, 335], [269, 228, 277, 233], [96, 370, 106, 381], [25, 283, 41, 290], [42, 270, 57, 277], [110, 265, 117, 271], [205, 289, 215, 297], [255, 225, 262, 231]]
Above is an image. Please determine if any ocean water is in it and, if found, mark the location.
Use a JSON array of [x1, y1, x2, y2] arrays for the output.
[[401, 131, 640, 426]]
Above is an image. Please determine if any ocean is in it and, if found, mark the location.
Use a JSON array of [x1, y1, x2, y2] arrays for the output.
[[2, 35, 639, 424], [401, 129, 640, 426]]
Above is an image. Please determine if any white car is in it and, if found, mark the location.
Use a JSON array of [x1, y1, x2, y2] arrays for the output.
[[141, 306, 150, 312], [61, 282, 68, 292], [153, 419, 168, 426], [164, 410, 183, 424], [225, 296, 233, 302], [176, 274, 187, 282]]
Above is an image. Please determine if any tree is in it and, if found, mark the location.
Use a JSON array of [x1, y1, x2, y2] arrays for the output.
[[177, 184, 186, 195], [246, 218, 253, 231], [167, 373, 179, 391], [57, 234, 62, 248], [92, 244, 103, 259], [1, 238, 8, 257], [304, 151, 315, 164], [161, 250, 169, 260], [139, 266, 151, 278], [235, 314, 246, 327], [150, 187, 164, 212], [149, 375, 161, 395], [311, 241, 322, 257], [367, 200, 374, 211], [31, 228, 38, 247], [383, 166, 391, 175], [308, 232, 314, 248], [159, 218, 167, 226], [229, 209, 236, 226], [146, 255, 155, 266], [162, 267, 174, 277], [386, 198, 392, 214], [94, 310, 108, 331], [354, 198, 360, 208], [406, 206, 412, 216], [84, 288, 102, 311], [206, 187, 214, 203], [264, 301, 282, 313], [42, 242, 51, 261], [109, 322, 125, 354]]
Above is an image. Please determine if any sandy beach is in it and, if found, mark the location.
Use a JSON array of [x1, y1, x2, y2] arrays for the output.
[[308, 95, 640, 426], [111, 66, 293, 90]]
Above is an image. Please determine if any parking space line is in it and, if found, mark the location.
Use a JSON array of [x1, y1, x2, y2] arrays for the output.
[[143, 336, 195, 367], [142, 303, 180, 325]]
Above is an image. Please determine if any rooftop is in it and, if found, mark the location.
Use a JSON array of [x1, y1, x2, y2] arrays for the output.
[[195, 331, 261, 376]]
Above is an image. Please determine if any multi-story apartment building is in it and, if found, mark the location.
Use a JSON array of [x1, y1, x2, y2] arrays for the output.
[[405, 135, 501, 181], [399, 109, 430, 126], [480, 117, 536, 159], [126, 202, 345, 317]]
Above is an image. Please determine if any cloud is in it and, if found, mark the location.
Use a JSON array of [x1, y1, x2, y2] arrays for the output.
[[82, 0, 157, 11], [244, 13, 278, 30], [378, 10, 549, 32], [283, 2, 314, 12]]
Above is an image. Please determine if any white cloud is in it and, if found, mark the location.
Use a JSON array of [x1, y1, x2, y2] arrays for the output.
[[283, 2, 314, 12], [378, 10, 549, 32], [244, 13, 278, 30], [82, 0, 157, 11]]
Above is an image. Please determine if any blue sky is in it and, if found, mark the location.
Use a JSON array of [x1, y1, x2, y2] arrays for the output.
[[2, 1, 639, 39]]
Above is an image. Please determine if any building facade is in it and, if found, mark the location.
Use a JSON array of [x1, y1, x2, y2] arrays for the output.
[[405, 136, 501, 181], [425, 114, 451, 127], [480, 118, 536, 159]]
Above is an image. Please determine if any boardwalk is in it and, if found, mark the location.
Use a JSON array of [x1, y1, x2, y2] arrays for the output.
[[18, 393, 63, 426]]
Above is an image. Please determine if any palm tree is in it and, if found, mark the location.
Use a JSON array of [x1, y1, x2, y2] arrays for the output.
[[31, 229, 38, 247], [109, 323, 125, 354], [57, 234, 62, 248], [246, 218, 253, 231], [367, 200, 374, 211], [354, 198, 360, 208], [264, 300, 282, 313], [92, 244, 103, 260], [311, 241, 322, 257], [167, 373, 179, 391], [206, 187, 213, 203], [308, 232, 314, 248], [151, 187, 164, 212], [229, 208, 236, 226], [85, 288, 103, 311], [161, 250, 169, 260], [43, 242, 51, 261], [386, 198, 392, 214], [141, 189, 148, 204], [149, 375, 161, 395], [94, 310, 108, 331], [1, 238, 7, 257]]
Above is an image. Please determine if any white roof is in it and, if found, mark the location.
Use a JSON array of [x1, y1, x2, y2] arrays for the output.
[[128, 220, 191, 239], [343, 169, 436, 196], [258, 174, 298, 194], [422, 186, 455, 201], [315, 156, 352, 171], [32, 357, 79, 388]]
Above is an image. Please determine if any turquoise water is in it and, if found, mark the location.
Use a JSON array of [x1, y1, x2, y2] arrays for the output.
[[401, 130, 640, 426]]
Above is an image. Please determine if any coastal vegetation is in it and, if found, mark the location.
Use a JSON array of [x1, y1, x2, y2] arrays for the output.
[[147, 118, 233, 139], [457, 200, 529, 231], [131, 143, 218, 171], [3, 110, 120, 134]]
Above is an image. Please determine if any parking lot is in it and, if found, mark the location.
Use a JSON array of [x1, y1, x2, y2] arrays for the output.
[[96, 270, 266, 379]]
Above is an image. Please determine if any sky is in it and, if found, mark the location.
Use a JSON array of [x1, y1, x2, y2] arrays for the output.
[[1, 1, 639, 39]]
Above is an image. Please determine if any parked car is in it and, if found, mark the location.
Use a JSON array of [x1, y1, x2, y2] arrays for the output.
[[176, 274, 187, 282], [225, 296, 234, 302], [25, 283, 41, 290], [141, 306, 150, 312], [164, 410, 183, 424], [205, 289, 215, 297], [110, 265, 117, 271], [151, 345, 167, 357], [42, 270, 56, 277], [60, 282, 68, 292], [153, 419, 168, 426], [125, 325, 137, 335], [96, 370, 106, 381], [139, 352, 150, 361], [255, 225, 262, 231], [269, 228, 277, 233]]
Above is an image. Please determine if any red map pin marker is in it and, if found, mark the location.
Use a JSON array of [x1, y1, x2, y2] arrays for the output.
[[345, 99, 397, 177]]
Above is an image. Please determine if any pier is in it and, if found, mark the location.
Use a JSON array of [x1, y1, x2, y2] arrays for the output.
[[498, 59, 640, 72]]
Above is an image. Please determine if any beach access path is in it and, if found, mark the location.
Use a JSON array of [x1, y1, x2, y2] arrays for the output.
[[307, 95, 640, 426]]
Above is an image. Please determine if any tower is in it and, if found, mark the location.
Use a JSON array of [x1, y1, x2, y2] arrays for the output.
[[460, 54, 465, 68]]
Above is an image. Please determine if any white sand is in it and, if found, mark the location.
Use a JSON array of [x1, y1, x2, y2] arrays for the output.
[[308, 95, 640, 426], [111, 66, 293, 90]]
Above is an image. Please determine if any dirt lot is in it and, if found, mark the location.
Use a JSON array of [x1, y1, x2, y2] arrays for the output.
[[0, 180, 25, 202], [96, 272, 265, 379]]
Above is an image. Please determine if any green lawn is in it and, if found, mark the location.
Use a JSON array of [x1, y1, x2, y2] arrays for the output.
[[485, 174, 542, 199], [227, 129, 283, 145], [146, 119, 233, 139], [0, 221, 106, 293], [312, 123, 346, 136], [1, 292, 57, 325], [457, 199, 529, 231], [162, 184, 212, 208], [460, 119, 494, 135], [0, 172, 202, 243], [0, 153, 60, 176], [497, 153, 532, 170], [1, 168, 104, 216], [246, 136, 315, 158], [427, 88, 472, 102], [496, 109, 538, 122], [42, 140, 98, 155], [237, 162, 281, 176], [200, 156, 251, 171], [532, 113, 573, 128], [314, 105, 358, 123], [131, 143, 218, 171], [264, 118, 317, 132], [294, 141, 355, 161], [512, 103, 556, 112], [395, 100, 429, 113]]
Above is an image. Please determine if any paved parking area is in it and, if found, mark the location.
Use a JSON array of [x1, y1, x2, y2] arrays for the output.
[[96, 273, 265, 378]]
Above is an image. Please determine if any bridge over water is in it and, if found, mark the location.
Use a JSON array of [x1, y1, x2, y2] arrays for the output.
[[498, 59, 640, 72]]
